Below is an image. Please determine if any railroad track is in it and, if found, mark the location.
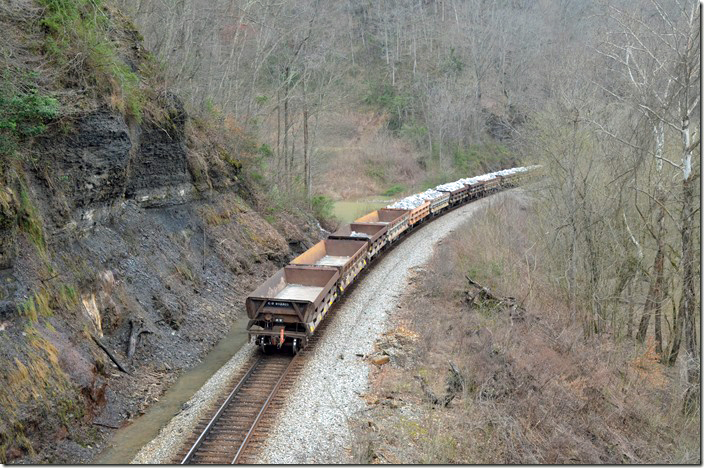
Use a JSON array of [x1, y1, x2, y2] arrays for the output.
[[175, 188, 517, 464], [175, 353, 296, 464], [175, 298, 342, 464]]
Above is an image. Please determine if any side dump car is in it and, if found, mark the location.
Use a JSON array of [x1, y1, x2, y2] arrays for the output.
[[438, 185, 470, 206], [465, 180, 487, 199], [484, 176, 502, 193], [409, 200, 430, 226], [290, 238, 368, 293], [355, 208, 410, 243], [429, 192, 451, 215], [246, 265, 339, 352], [329, 222, 388, 259]]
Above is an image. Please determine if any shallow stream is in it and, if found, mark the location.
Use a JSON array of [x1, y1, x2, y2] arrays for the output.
[[332, 196, 396, 222]]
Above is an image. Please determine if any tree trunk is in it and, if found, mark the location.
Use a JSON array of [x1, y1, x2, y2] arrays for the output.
[[681, 173, 699, 410], [666, 297, 682, 365], [303, 74, 310, 201], [636, 243, 664, 344], [636, 189, 666, 347], [277, 89, 281, 160], [653, 240, 664, 355], [567, 112, 579, 323], [283, 66, 290, 190], [626, 281, 634, 339]]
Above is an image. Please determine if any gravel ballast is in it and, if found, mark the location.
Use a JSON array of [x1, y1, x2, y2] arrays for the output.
[[256, 192, 512, 464]]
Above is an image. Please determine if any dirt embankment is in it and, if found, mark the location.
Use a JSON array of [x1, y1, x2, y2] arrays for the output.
[[350, 193, 700, 464], [0, 5, 321, 464]]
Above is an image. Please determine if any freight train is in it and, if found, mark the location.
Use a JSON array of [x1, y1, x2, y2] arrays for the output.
[[245, 165, 541, 354]]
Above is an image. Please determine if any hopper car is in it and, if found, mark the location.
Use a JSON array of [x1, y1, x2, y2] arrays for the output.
[[429, 192, 451, 215], [354, 208, 410, 244], [329, 222, 388, 259], [246, 265, 339, 353], [438, 185, 471, 206], [245, 166, 539, 352], [409, 200, 431, 226]]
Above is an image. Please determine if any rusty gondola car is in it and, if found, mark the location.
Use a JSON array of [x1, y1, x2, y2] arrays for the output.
[[246, 166, 540, 352], [329, 222, 388, 259], [355, 208, 410, 244], [438, 184, 470, 206], [246, 265, 339, 352], [429, 192, 451, 215], [290, 238, 368, 293]]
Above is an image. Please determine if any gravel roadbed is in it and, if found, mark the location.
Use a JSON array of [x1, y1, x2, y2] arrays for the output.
[[130, 343, 258, 464], [256, 192, 510, 464]]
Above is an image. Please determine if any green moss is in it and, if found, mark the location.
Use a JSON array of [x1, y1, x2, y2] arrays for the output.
[[365, 162, 387, 182], [452, 143, 512, 174], [383, 184, 405, 196], [0, 326, 73, 462], [219, 149, 242, 171], [19, 289, 52, 324], [56, 397, 83, 428], [312, 194, 335, 221]]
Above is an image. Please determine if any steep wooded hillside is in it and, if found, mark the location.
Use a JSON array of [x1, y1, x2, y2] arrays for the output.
[[0, 1, 321, 463]]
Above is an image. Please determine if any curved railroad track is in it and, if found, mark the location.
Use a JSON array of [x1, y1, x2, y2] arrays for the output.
[[173, 182, 528, 464]]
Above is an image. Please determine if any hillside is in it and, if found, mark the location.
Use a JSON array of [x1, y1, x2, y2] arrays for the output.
[[0, 1, 321, 463], [351, 193, 699, 463]]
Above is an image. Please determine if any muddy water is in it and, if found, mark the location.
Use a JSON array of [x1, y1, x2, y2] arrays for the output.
[[333, 196, 396, 222], [93, 316, 251, 464]]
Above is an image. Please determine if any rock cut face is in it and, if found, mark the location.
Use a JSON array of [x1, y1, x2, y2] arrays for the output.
[[37, 109, 132, 210], [33, 93, 196, 231], [125, 94, 191, 200]]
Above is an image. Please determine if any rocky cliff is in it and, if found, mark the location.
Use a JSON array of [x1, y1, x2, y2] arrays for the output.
[[0, 2, 321, 463]]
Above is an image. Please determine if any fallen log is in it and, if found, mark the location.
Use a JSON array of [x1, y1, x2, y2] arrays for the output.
[[464, 275, 525, 321], [91, 334, 131, 375], [447, 360, 465, 394], [93, 421, 121, 429], [415, 375, 452, 407]]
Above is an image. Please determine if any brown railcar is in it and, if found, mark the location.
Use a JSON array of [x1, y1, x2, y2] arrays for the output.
[[290, 238, 368, 293], [329, 222, 388, 259], [408, 200, 430, 226], [438, 185, 470, 206], [355, 208, 410, 243], [246, 265, 339, 350], [429, 192, 451, 215]]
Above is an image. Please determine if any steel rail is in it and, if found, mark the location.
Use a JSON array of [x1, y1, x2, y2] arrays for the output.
[[231, 355, 298, 464], [180, 357, 263, 464]]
